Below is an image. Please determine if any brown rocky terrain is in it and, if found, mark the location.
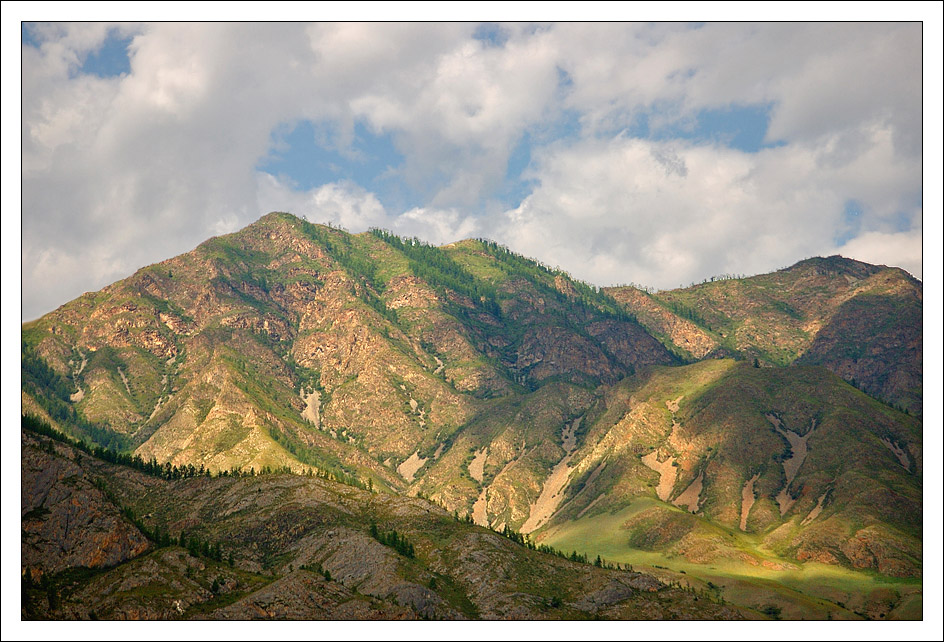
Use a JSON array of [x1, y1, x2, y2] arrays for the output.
[[22, 438, 150, 580], [21, 428, 742, 621], [606, 286, 719, 360]]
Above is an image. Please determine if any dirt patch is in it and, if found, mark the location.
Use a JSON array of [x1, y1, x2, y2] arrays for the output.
[[641, 451, 677, 502], [673, 471, 704, 513], [775, 488, 795, 517], [471, 488, 489, 526], [117, 367, 133, 397], [739, 473, 760, 531], [433, 356, 444, 375], [69, 352, 88, 402], [148, 397, 165, 421], [555, 459, 607, 518], [433, 443, 444, 459], [665, 395, 684, 413], [766, 414, 816, 516], [520, 452, 575, 533], [301, 389, 321, 428], [468, 448, 488, 483], [396, 451, 427, 482], [880, 437, 910, 470], [801, 489, 830, 526], [520, 417, 583, 534]]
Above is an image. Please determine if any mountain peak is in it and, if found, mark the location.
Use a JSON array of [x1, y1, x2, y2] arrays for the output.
[[784, 255, 884, 280]]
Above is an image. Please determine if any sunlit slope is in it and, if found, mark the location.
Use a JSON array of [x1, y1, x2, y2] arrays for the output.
[[21, 212, 672, 482], [527, 360, 921, 577]]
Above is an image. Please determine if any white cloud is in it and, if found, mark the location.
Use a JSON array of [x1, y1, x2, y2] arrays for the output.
[[17, 22, 925, 320], [256, 175, 387, 231], [346, 24, 563, 206], [494, 130, 921, 290], [834, 230, 923, 281], [549, 22, 922, 151], [256, 174, 482, 247], [392, 207, 480, 245]]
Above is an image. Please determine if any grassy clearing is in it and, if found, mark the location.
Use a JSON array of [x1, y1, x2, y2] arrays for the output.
[[539, 502, 922, 620]]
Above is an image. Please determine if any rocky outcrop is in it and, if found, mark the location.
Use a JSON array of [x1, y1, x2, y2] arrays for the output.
[[21, 434, 150, 580], [606, 286, 718, 359], [211, 571, 416, 620]]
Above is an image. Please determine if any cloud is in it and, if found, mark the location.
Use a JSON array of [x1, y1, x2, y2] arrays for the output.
[[494, 130, 921, 290], [257, 174, 481, 247], [549, 22, 922, 150], [834, 230, 923, 281], [256, 175, 387, 231], [346, 24, 564, 206], [18, 22, 925, 320], [392, 207, 480, 245]]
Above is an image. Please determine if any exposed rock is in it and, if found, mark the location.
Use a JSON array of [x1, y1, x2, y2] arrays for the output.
[[21, 433, 151, 580]]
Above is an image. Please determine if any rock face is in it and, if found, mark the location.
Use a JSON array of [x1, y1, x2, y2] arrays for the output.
[[606, 286, 719, 360], [21, 438, 151, 581]]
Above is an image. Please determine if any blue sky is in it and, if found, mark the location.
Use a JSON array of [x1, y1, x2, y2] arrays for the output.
[[13, 21, 932, 321]]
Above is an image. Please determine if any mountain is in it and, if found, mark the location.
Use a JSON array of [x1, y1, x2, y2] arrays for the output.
[[22, 212, 922, 620], [606, 256, 922, 415], [22, 212, 673, 479]]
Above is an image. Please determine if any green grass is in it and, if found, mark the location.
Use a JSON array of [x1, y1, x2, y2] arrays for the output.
[[539, 501, 922, 620]]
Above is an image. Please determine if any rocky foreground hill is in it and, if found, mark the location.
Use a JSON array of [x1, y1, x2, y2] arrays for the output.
[[22, 212, 922, 619], [21, 426, 741, 620]]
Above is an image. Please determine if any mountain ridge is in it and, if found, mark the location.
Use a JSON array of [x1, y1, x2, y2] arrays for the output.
[[22, 211, 923, 620]]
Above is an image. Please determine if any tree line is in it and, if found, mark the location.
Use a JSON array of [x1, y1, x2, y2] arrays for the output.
[[475, 238, 639, 325], [22, 414, 374, 490], [370, 229, 502, 318]]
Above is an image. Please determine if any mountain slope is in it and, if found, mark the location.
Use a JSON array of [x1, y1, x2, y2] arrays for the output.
[[538, 361, 921, 574], [606, 255, 922, 414], [22, 426, 743, 621], [418, 358, 922, 577], [22, 212, 674, 485]]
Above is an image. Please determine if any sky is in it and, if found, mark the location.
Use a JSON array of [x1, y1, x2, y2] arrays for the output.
[[9, 17, 938, 324]]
